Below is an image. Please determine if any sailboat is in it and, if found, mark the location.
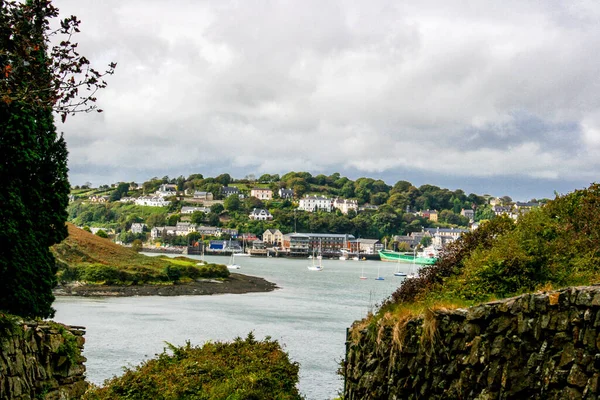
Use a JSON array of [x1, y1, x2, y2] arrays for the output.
[[394, 254, 407, 277], [227, 252, 241, 270], [236, 237, 250, 257], [359, 266, 367, 280], [307, 250, 323, 271], [375, 266, 385, 280]]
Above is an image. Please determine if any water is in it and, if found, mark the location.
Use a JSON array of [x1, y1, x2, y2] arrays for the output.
[[53, 255, 414, 400]]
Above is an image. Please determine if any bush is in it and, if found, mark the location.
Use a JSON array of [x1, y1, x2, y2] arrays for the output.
[[83, 334, 302, 400]]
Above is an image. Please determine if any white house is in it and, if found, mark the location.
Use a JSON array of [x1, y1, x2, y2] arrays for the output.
[[181, 206, 210, 214], [278, 188, 294, 199], [135, 196, 171, 207], [298, 195, 332, 212], [130, 223, 146, 234], [249, 208, 273, 221], [332, 198, 358, 214]]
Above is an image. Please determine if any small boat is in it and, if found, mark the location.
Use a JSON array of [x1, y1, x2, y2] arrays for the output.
[[375, 266, 385, 280], [307, 250, 323, 271], [226, 253, 241, 270], [394, 256, 407, 276], [359, 267, 367, 280], [339, 250, 349, 260]]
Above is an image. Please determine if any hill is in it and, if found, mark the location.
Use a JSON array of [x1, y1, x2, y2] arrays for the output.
[[357, 183, 600, 333], [52, 224, 277, 295]]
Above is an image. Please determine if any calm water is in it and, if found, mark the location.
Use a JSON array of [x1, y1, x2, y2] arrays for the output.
[[54, 255, 416, 400]]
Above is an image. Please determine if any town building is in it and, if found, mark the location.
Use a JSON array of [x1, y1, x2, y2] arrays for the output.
[[249, 208, 273, 221], [282, 232, 355, 255], [356, 238, 383, 254], [181, 206, 211, 214], [221, 186, 240, 197], [130, 223, 146, 234], [134, 196, 171, 207], [461, 208, 475, 222], [250, 188, 273, 200], [263, 229, 284, 246], [156, 184, 177, 197], [278, 188, 294, 199], [298, 195, 332, 212], [420, 209, 439, 222], [193, 191, 214, 201], [332, 198, 358, 214]]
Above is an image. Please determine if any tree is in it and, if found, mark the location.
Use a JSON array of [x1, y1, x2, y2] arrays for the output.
[[0, 1, 114, 318], [95, 229, 108, 238], [224, 195, 241, 211], [210, 203, 225, 214], [131, 239, 143, 252]]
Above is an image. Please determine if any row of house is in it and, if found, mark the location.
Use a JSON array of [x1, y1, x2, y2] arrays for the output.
[[150, 222, 238, 239], [493, 202, 541, 220], [394, 226, 470, 250], [297, 195, 359, 214], [221, 186, 294, 200]]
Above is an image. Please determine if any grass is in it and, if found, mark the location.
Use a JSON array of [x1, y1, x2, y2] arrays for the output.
[[52, 223, 229, 285], [350, 184, 600, 347]]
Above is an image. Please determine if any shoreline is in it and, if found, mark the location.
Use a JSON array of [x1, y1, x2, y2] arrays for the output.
[[53, 273, 278, 297]]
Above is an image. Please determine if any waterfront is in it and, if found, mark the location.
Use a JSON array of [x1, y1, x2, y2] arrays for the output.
[[54, 255, 416, 399]]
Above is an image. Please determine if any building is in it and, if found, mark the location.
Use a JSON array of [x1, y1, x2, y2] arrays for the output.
[[250, 188, 273, 200], [156, 184, 177, 197], [420, 209, 439, 222], [249, 208, 273, 221], [89, 195, 109, 203], [221, 186, 240, 197], [356, 238, 383, 254], [282, 232, 355, 254], [181, 206, 210, 214], [424, 227, 470, 249], [332, 198, 358, 214], [263, 229, 284, 246], [134, 196, 171, 207], [130, 223, 146, 234], [461, 208, 475, 222], [193, 191, 214, 201], [298, 195, 332, 212], [278, 188, 294, 199]]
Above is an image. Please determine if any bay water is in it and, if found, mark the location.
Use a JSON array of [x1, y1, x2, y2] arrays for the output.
[[54, 255, 415, 399]]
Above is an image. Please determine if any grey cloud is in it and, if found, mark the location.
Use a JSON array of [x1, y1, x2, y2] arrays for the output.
[[53, 0, 600, 200]]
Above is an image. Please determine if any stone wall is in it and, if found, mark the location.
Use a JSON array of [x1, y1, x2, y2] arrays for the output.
[[343, 286, 600, 399], [0, 320, 87, 400]]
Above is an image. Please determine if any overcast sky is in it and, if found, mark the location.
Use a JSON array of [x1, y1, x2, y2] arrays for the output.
[[53, 0, 600, 201]]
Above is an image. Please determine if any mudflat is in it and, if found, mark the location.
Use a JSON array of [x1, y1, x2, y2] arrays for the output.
[[54, 274, 278, 297]]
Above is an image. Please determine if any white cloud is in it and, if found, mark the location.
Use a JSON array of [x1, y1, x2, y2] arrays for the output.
[[53, 0, 600, 198]]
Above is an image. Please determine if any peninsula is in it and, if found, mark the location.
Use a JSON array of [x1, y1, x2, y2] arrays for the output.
[[51, 223, 277, 297]]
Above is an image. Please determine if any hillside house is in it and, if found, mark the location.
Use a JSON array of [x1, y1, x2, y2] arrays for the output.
[[332, 198, 358, 214], [193, 191, 214, 201], [249, 208, 273, 221], [278, 188, 294, 199], [250, 188, 273, 200], [298, 195, 332, 212], [221, 186, 240, 197]]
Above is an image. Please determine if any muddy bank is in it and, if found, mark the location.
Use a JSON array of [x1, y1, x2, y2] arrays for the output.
[[53, 273, 278, 297]]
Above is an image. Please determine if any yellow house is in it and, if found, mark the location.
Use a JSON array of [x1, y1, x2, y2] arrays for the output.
[[262, 229, 283, 246]]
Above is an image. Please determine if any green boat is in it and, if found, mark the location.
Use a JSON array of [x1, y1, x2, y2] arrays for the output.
[[378, 250, 438, 265]]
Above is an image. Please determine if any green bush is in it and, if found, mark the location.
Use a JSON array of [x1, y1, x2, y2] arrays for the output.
[[83, 334, 302, 400]]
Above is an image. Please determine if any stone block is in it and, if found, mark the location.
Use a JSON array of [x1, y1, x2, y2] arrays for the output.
[[568, 363, 589, 387]]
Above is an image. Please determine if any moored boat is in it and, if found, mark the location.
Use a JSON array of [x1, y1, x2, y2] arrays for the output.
[[378, 249, 437, 265]]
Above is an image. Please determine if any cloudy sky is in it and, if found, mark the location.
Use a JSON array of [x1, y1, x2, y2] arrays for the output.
[[54, 0, 600, 200]]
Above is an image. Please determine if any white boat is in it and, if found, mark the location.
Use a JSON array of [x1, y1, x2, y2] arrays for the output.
[[226, 253, 241, 270], [394, 256, 407, 277], [359, 266, 367, 280], [307, 251, 323, 271]]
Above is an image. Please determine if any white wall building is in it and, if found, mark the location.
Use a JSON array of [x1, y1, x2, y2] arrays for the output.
[[298, 195, 332, 212]]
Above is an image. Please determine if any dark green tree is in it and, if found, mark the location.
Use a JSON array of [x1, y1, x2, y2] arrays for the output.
[[0, 1, 114, 318]]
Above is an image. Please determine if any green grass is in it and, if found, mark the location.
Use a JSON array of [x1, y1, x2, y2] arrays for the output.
[[52, 224, 229, 285]]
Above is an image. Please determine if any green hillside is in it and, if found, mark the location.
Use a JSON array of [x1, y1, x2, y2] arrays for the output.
[[52, 223, 228, 285]]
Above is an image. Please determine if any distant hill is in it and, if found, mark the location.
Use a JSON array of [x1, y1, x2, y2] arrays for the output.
[[52, 223, 228, 284]]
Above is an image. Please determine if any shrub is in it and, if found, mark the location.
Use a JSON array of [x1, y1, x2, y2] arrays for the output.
[[83, 334, 302, 400]]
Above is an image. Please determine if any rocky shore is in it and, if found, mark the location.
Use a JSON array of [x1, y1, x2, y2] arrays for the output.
[[53, 273, 278, 297]]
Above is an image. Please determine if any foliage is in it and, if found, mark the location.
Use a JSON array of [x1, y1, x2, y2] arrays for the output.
[[131, 239, 143, 252], [380, 184, 600, 322], [83, 333, 302, 400], [95, 229, 108, 238], [52, 224, 229, 285]]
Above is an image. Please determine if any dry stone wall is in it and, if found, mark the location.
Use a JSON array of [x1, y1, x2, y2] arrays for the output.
[[0, 321, 87, 400], [343, 286, 600, 399]]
